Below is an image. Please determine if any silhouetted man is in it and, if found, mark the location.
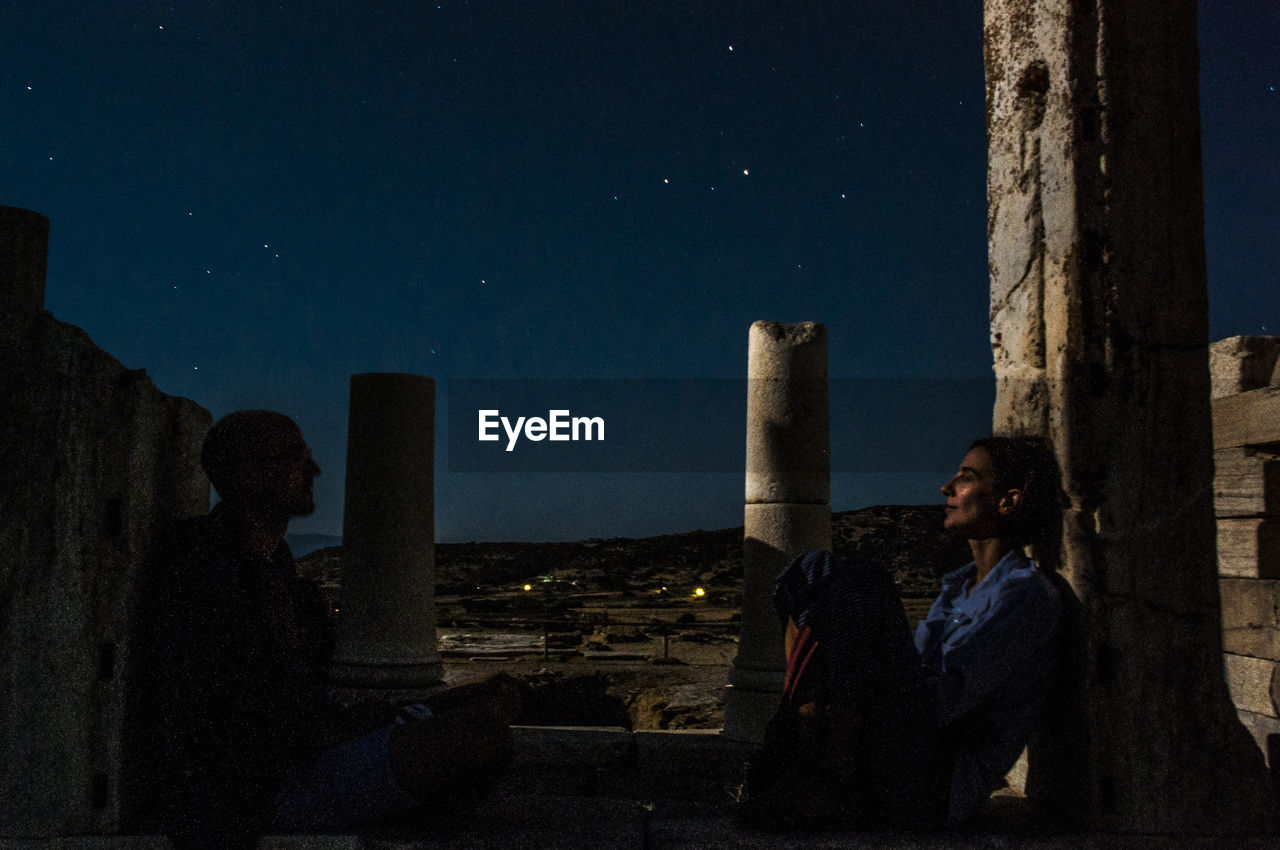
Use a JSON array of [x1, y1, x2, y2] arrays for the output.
[[129, 410, 518, 848]]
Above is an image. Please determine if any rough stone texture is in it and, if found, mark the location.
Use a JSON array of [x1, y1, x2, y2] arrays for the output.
[[1210, 336, 1280, 400], [1213, 387, 1280, 451], [1221, 578, 1280, 661], [743, 321, 828, 506], [1224, 654, 1280, 718], [330, 373, 442, 688], [0, 207, 210, 837], [1214, 448, 1280, 518], [984, 2, 1274, 833], [1217, 518, 1280, 579], [726, 321, 830, 743]]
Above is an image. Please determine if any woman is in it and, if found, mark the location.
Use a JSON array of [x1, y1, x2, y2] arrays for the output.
[[742, 436, 1063, 829]]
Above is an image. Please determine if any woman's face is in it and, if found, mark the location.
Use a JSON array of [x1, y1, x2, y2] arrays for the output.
[[940, 447, 1004, 539]]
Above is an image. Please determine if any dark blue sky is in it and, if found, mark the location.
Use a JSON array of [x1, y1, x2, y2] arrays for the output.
[[4, 2, 1276, 541]]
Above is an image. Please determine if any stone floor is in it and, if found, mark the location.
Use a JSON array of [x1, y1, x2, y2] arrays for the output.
[[1, 727, 1274, 849]]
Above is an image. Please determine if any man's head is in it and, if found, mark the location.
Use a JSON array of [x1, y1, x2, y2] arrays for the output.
[[201, 410, 320, 517]]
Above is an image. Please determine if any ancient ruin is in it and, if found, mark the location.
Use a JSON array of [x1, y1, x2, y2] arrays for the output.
[[0, 206, 210, 837], [723, 320, 830, 742], [1211, 336, 1280, 765], [4, 0, 1279, 842], [985, 0, 1275, 831], [329, 372, 443, 689]]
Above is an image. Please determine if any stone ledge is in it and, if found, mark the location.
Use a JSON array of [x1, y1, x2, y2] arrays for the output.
[[510, 724, 635, 765], [1221, 578, 1280, 660], [0, 840, 170, 849], [1213, 387, 1280, 450]]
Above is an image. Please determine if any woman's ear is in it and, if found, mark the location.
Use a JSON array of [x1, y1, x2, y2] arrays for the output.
[[998, 488, 1023, 516]]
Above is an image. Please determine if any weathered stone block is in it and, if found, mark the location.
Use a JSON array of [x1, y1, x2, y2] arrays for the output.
[[504, 726, 636, 799], [1218, 518, 1280, 578], [1214, 448, 1280, 518], [1213, 387, 1280, 450], [1210, 336, 1280, 400], [1221, 578, 1280, 661], [1224, 653, 1280, 718], [511, 725, 634, 767]]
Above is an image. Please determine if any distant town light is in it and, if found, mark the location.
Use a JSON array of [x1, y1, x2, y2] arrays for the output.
[[694, 587, 706, 597], [523, 584, 533, 592]]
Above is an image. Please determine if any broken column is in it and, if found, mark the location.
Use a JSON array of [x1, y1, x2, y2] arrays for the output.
[[985, 0, 1274, 831], [329, 372, 443, 688], [723, 321, 829, 742]]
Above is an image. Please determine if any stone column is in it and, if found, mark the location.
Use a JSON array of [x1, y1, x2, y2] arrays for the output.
[[723, 321, 829, 742], [329, 373, 443, 688], [985, 0, 1274, 831], [0, 205, 49, 343]]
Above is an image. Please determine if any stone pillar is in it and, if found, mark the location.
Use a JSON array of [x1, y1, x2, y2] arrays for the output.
[[329, 373, 443, 688], [0, 205, 49, 342], [723, 321, 829, 742], [985, 0, 1274, 832]]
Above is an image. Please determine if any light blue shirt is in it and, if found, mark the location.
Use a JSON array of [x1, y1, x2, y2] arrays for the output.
[[913, 548, 1061, 826]]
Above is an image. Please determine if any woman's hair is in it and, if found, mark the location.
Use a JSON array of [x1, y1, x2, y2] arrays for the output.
[[968, 435, 1063, 568]]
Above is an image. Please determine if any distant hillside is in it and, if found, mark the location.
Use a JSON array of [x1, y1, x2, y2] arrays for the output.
[[287, 533, 342, 557], [298, 504, 969, 600]]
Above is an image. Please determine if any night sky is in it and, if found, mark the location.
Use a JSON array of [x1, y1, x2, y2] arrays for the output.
[[4, 2, 1277, 542]]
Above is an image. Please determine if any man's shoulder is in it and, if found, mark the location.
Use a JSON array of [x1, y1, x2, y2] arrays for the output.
[[152, 513, 218, 562], [146, 512, 240, 590]]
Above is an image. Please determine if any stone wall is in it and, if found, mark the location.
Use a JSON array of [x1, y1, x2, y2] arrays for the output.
[[0, 206, 210, 837], [1212, 336, 1280, 772]]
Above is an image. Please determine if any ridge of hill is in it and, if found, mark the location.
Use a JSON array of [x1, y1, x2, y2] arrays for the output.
[[298, 504, 969, 600]]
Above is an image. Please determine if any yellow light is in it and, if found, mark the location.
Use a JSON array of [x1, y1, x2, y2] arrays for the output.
[[694, 588, 706, 597], [523, 584, 532, 592]]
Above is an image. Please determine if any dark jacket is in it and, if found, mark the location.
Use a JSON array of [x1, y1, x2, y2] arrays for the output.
[[128, 503, 340, 848]]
